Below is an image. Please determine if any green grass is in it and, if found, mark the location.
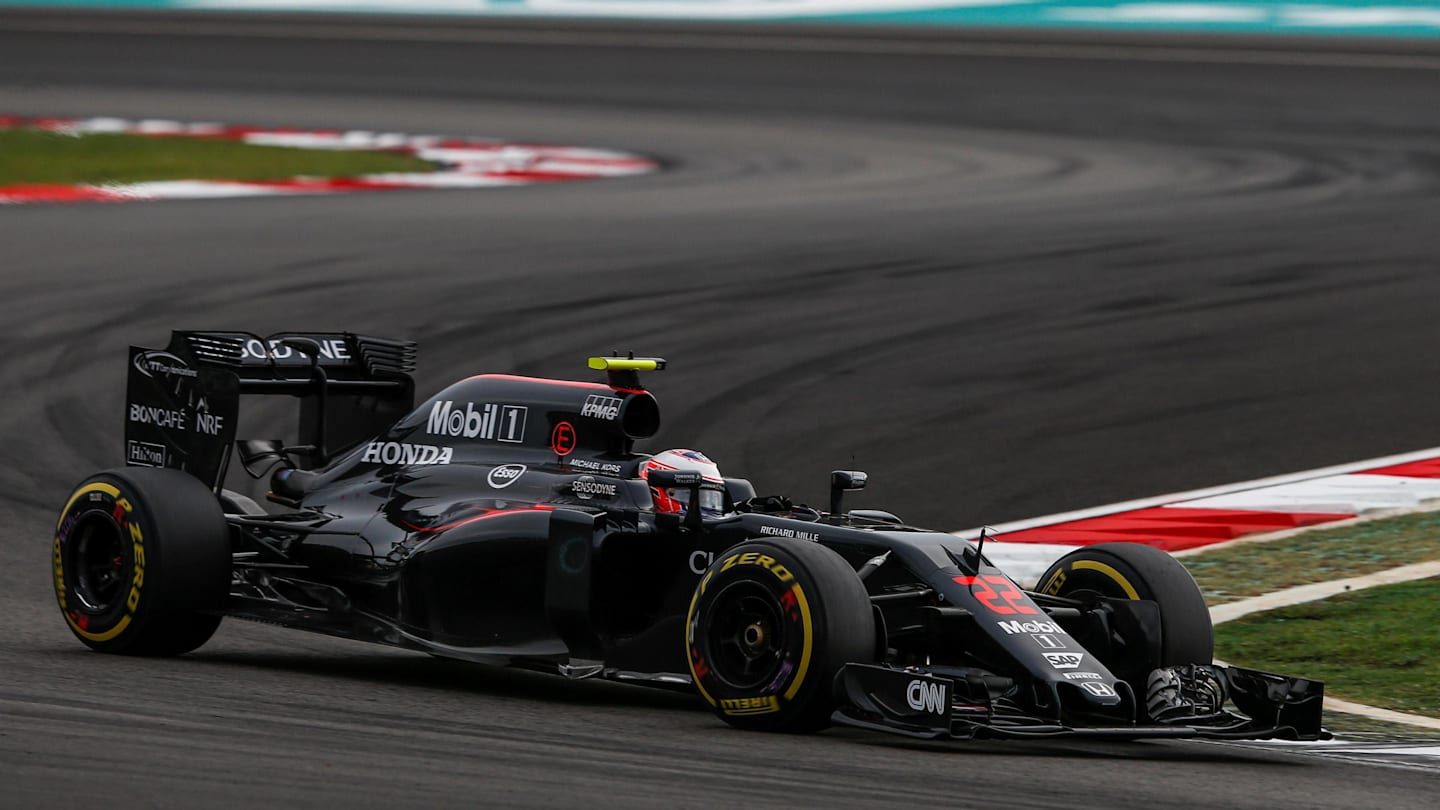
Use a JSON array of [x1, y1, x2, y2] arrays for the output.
[[1182, 508, 1440, 605], [0, 129, 436, 185], [1215, 576, 1440, 716]]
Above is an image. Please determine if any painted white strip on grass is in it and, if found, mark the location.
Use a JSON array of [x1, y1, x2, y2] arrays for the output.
[[1213, 560, 1440, 730], [1209, 560, 1440, 625], [1323, 700, 1440, 732]]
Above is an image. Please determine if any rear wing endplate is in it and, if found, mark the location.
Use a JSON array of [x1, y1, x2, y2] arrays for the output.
[[125, 331, 416, 489]]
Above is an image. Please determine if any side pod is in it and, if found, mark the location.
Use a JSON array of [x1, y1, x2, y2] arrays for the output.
[[545, 509, 604, 661]]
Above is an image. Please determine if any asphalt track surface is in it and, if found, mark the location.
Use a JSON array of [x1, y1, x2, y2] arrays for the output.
[[3, 9, 1440, 808]]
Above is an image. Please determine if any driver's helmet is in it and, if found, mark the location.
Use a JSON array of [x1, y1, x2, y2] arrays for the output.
[[640, 449, 729, 517]]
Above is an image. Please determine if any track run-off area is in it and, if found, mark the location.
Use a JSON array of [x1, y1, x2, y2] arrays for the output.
[[3, 8, 1440, 808]]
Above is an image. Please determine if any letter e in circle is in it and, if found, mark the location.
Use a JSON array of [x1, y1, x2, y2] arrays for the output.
[[550, 421, 577, 456]]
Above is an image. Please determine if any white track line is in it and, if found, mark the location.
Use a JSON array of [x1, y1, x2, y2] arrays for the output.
[[1210, 560, 1440, 624], [1324, 700, 1440, 731]]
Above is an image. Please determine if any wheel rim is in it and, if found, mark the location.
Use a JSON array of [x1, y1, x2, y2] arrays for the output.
[[704, 580, 787, 690], [68, 512, 129, 614]]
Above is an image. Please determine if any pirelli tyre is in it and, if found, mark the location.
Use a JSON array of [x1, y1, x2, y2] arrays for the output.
[[53, 468, 230, 656], [686, 539, 875, 732], [1037, 542, 1213, 667]]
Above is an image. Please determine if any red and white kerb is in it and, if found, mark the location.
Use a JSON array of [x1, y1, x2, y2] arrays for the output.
[[0, 115, 659, 204], [967, 448, 1440, 586]]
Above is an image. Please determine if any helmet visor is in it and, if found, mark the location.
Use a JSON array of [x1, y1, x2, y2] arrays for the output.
[[668, 486, 728, 517]]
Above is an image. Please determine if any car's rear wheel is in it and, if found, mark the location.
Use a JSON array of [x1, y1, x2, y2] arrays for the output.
[[53, 468, 231, 655], [1037, 542, 1213, 668], [686, 538, 875, 732]]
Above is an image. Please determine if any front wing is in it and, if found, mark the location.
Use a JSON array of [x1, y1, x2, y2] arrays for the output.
[[832, 663, 1329, 742]]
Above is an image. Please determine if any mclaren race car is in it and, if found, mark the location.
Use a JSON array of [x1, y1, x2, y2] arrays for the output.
[[52, 332, 1326, 740]]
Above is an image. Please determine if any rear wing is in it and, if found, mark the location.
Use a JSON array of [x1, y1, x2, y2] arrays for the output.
[[125, 331, 416, 489]]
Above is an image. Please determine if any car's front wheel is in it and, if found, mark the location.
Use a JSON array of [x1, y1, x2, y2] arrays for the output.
[[1037, 541, 1213, 668], [686, 538, 875, 732]]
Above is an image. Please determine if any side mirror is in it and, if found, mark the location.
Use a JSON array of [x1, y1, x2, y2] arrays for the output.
[[829, 469, 868, 516]]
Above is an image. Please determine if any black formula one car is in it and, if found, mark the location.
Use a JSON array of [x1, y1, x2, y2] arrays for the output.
[[52, 332, 1326, 741]]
